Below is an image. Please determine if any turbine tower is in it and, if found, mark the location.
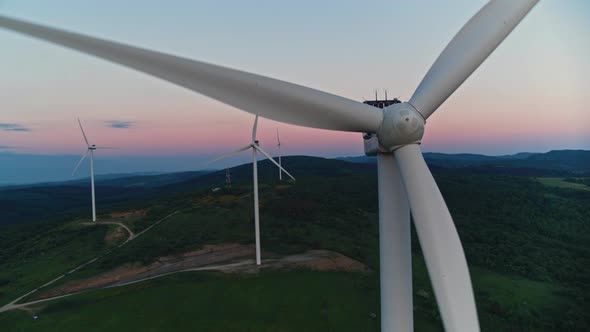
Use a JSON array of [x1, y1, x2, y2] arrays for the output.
[[0, 2, 540, 329], [210, 115, 295, 265], [276, 129, 282, 181], [72, 118, 114, 222], [225, 167, 231, 189]]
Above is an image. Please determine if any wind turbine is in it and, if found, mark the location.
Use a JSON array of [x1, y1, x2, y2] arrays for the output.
[[0, 1, 540, 330], [276, 129, 282, 181], [225, 167, 231, 189], [210, 115, 295, 266], [72, 118, 114, 222]]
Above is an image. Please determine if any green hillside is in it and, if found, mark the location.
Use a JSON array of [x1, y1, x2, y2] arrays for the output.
[[1, 156, 589, 331]]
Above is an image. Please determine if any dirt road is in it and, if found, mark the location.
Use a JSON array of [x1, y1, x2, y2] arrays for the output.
[[0, 248, 366, 314], [0, 211, 179, 313]]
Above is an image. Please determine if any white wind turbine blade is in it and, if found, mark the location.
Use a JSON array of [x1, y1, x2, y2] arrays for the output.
[[409, 0, 539, 120], [252, 115, 259, 142], [254, 145, 295, 181], [72, 149, 89, 175], [394, 144, 478, 332], [0, 15, 382, 133], [208, 144, 252, 165], [77, 117, 89, 146]]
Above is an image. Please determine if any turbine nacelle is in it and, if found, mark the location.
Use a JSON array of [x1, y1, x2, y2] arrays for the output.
[[365, 102, 425, 155]]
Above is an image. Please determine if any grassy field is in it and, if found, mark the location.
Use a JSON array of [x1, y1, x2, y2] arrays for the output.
[[0, 261, 570, 332], [536, 177, 590, 191], [1, 271, 381, 332], [471, 268, 571, 330], [0, 223, 116, 307]]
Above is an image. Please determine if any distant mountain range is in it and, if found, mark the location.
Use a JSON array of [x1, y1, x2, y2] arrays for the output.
[[0, 171, 212, 191], [0, 152, 218, 186], [337, 150, 590, 175]]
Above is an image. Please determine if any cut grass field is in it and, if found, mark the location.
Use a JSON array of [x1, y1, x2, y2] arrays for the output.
[[7, 211, 181, 305], [0, 261, 570, 332], [536, 177, 590, 191], [0, 271, 381, 332], [0, 223, 113, 307]]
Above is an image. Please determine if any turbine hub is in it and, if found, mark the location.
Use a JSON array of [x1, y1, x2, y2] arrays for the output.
[[377, 102, 425, 151]]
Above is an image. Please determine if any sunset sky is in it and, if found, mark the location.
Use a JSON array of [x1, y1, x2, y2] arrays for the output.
[[0, 0, 589, 182]]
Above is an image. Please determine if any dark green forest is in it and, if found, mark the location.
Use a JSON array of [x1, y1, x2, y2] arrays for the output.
[[1, 155, 589, 331]]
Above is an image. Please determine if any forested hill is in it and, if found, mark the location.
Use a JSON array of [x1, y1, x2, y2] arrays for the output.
[[0, 157, 374, 226], [1, 151, 588, 226], [338, 149, 590, 175], [0, 170, 209, 226]]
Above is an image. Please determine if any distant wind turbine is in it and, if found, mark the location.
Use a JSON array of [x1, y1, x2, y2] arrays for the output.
[[72, 118, 115, 222], [225, 167, 231, 189], [276, 129, 282, 181], [210, 115, 295, 265]]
